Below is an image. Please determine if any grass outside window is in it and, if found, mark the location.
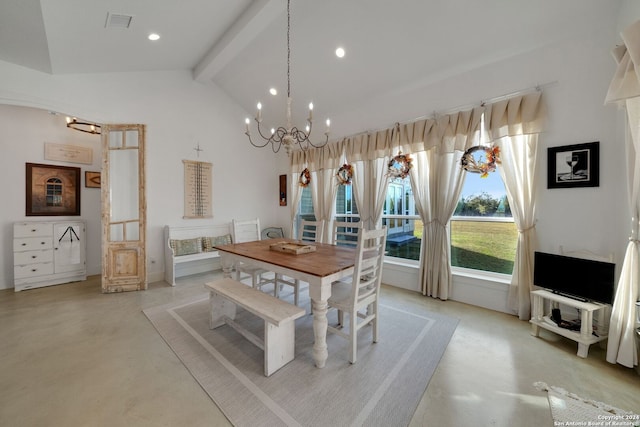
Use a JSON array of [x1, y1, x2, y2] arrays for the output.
[[450, 219, 517, 275]]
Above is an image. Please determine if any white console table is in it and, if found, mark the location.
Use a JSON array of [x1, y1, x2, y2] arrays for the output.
[[530, 289, 609, 358]]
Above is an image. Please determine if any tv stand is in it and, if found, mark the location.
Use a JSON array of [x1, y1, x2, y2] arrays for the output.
[[530, 290, 609, 358]]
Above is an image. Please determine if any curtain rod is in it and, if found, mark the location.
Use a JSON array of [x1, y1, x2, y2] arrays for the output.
[[340, 80, 557, 141], [409, 80, 558, 122]]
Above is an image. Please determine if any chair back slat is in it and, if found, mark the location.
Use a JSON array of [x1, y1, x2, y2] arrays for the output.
[[332, 220, 362, 248], [299, 219, 325, 243]]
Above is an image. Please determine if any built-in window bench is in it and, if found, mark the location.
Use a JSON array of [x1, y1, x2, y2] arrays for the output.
[[164, 224, 232, 286]]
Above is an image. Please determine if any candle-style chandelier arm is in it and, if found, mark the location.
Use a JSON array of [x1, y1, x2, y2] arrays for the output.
[[289, 124, 329, 147]]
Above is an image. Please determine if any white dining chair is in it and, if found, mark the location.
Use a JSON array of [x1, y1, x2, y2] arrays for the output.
[[275, 219, 325, 308], [332, 220, 361, 247], [327, 226, 387, 364], [231, 218, 276, 294]]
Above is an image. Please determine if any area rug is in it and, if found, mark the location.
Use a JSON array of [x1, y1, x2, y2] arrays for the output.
[[534, 382, 640, 426], [144, 287, 458, 427]]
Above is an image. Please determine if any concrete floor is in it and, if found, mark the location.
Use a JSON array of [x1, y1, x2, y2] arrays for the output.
[[0, 273, 638, 427]]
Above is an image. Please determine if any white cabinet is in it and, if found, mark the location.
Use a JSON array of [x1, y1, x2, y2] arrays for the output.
[[530, 289, 609, 358], [13, 221, 86, 292]]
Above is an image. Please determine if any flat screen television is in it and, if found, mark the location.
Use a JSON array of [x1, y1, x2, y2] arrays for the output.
[[533, 251, 615, 305]]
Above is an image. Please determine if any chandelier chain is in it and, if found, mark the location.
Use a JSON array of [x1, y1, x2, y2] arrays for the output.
[[287, 0, 291, 98]]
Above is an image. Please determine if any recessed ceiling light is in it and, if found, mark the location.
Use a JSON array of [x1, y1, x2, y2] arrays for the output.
[[335, 47, 345, 58], [269, 88, 278, 96], [148, 33, 160, 41]]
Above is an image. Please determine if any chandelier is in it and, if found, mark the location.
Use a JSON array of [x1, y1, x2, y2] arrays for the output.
[[244, 0, 330, 156], [66, 117, 101, 135]]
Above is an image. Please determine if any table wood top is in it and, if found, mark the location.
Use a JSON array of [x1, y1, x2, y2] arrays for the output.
[[215, 239, 356, 278]]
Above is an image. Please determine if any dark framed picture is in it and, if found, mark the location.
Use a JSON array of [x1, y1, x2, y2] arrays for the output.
[[26, 163, 81, 216], [547, 141, 599, 189], [279, 174, 287, 206], [85, 171, 101, 188]]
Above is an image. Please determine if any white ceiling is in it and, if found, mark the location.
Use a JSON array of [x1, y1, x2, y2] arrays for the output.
[[0, 0, 622, 140]]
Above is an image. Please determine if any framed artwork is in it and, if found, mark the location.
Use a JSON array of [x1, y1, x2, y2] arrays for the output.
[[279, 174, 287, 206], [547, 141, 599, 189], [26, 163, 81, 216], [44, 142, 93, 164], [85, 171, 101, 188]]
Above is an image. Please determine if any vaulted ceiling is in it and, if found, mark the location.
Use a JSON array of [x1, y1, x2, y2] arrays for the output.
[[0, 0, 621, 139]]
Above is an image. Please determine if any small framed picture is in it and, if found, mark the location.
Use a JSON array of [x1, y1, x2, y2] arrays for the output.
[[85, 171, 101, 188], [547, 141, 599, 189]]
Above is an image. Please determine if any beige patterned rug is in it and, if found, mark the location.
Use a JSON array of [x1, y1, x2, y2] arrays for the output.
[[534, 382, 640, 426], [144, 287, 458, 427]]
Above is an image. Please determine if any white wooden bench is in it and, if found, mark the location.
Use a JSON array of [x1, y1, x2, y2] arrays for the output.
[[205, 278, 306, 376], [164, 224, 231, 286]]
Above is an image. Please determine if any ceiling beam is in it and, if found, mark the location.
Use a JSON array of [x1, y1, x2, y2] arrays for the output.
[[192, 0, 284, 83]]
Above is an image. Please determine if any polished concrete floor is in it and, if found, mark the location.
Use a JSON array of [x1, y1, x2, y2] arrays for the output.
[[0, 273, 637, 427]]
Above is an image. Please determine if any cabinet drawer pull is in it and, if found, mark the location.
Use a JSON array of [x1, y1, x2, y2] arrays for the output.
[[21, 243, 26, 246], [40, 241, 46, 245], [31, 255, 37, 259], [31, 268, 37, 272], [31, 229, 37, 232]]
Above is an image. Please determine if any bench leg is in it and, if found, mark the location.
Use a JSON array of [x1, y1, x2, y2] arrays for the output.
[[264, 320, 296, 376], [209, 291, 236, 329]]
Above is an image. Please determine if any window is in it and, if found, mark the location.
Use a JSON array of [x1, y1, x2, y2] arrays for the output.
[[382, 176, 421, 262], [335, 183, 358, 222], [450, 169, 517, 275], [298, 186, 315, 222], [46, 177, 63, 206]]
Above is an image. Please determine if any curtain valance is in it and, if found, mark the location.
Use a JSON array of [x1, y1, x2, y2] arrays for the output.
[[290, 92, 545, 171], [605, 20, 640, 104]]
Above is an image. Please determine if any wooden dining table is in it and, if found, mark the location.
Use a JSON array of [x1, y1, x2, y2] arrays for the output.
[[215, 238, 357, 368]]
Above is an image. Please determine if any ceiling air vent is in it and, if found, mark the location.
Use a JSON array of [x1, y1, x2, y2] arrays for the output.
[[105, 13, 134, 29]]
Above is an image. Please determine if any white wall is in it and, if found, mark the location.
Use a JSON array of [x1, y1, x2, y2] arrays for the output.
[[0, 67, 289, 289]]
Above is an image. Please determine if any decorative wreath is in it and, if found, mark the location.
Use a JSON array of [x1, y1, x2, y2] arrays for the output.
[[460, 145, 501, 178], [387, 152, 413, 179], [336, 163, 354, 185], [299, 168, 311, 187]]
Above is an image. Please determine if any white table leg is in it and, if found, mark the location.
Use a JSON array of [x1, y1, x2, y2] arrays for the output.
[[220, 253, 234, 278], [311, 298, 329, 368], [309, 280, 331, 369]]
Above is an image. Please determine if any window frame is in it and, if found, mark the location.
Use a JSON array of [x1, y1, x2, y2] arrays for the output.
[[449, 215, 516, 278]]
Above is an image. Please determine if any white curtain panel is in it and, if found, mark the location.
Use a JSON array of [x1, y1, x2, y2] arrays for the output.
[[604, 19, 640, 369], [347, 132, 392, 231], [410, 148, 465, 299], [311, 168, 339, 243], [289, 158, 306, 238], [495, 133, 539, 320]]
